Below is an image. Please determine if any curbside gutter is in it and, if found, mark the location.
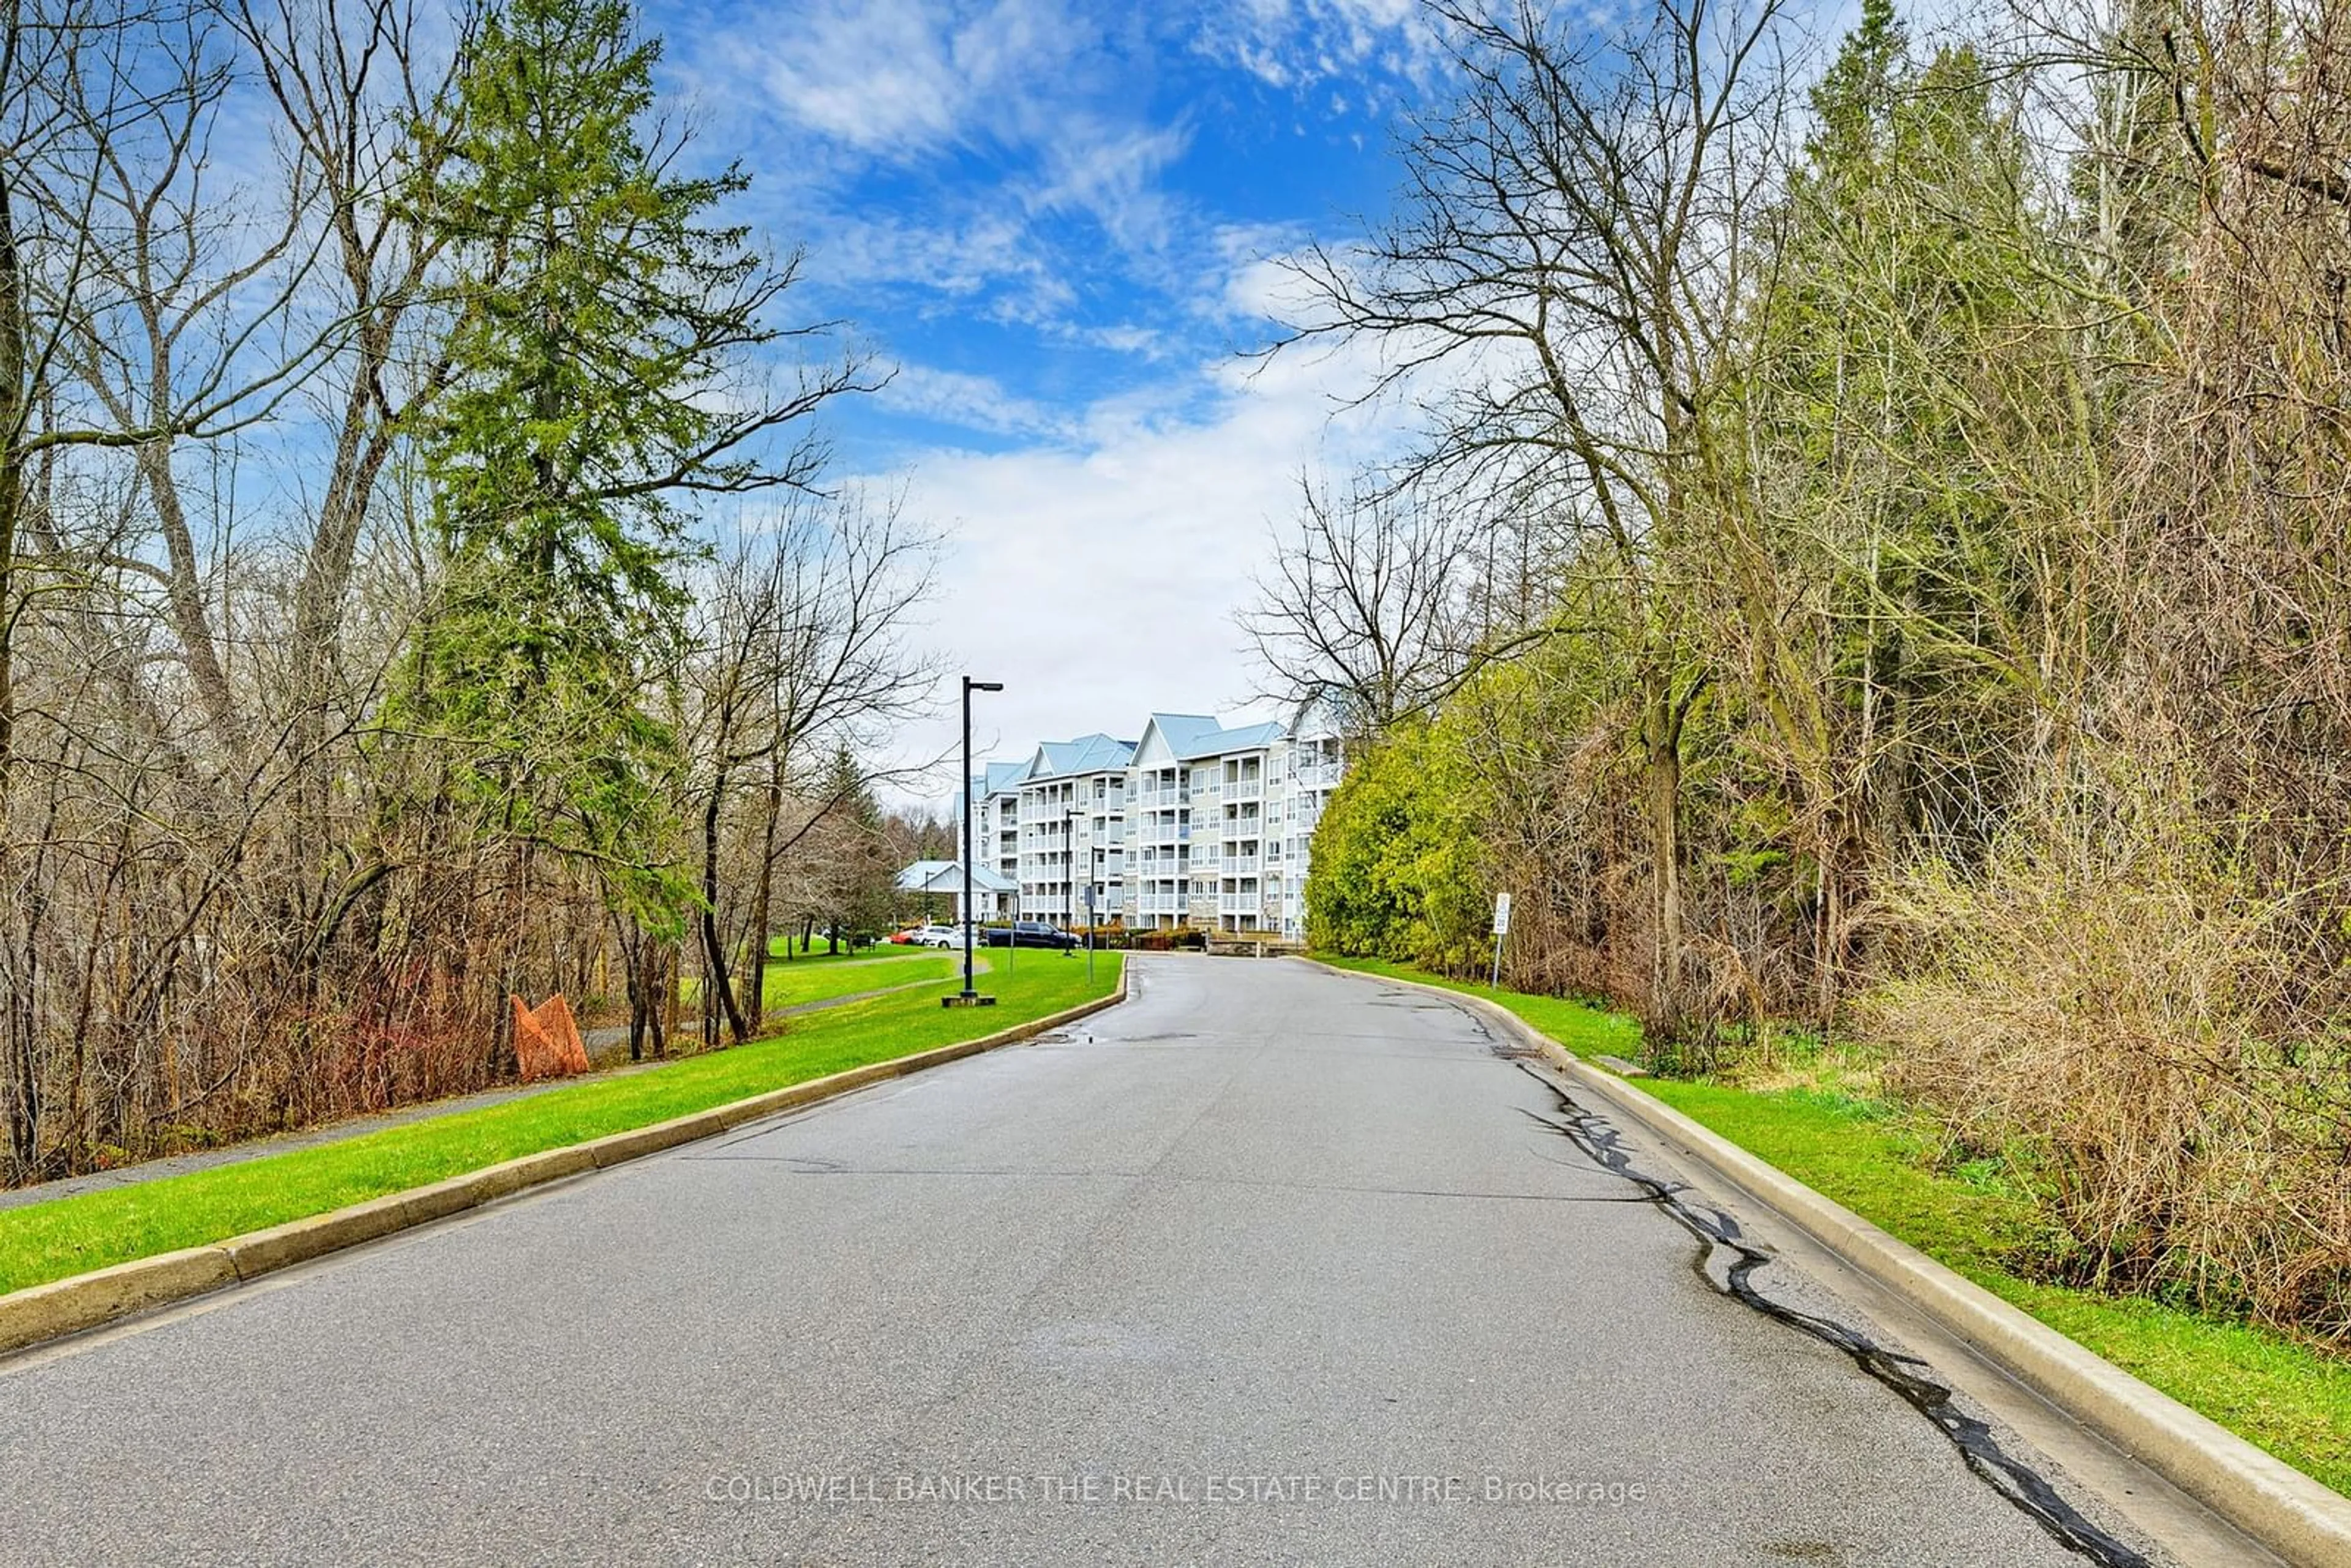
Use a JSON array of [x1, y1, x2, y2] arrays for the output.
[[1305, 959, 2351, 1568], [0, 967, 1129, 1362]]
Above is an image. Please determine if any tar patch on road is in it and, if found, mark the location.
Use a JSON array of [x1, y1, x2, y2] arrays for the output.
[[1371, 988, 1459, 1015], [1518, 1065, 2153, 1568], [1452, 1004, 1545, 1062]]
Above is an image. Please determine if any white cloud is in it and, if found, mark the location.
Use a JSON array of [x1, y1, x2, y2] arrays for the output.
[[1192, 0, 1445, 92], [1062, 323, 1166, 356], [876, 364, 1073, 438], [730, 0, 1097, 160], [666, 0, 1456, 369], [1022, 118, 1193, 255], [866, 314, 1419, 802], [676, 0, 1199, 334]]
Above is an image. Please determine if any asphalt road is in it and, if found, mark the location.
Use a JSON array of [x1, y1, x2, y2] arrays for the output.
[[0, 956, 2209, 1565]]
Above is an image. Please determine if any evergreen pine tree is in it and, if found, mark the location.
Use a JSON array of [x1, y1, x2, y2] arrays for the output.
[[399, 0, 852, 917]]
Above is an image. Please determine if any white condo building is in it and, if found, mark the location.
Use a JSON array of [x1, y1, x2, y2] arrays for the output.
[[1014, 733, 1135, 927], [962, 759, 1029, 920], [956, 703, 1344, 938]]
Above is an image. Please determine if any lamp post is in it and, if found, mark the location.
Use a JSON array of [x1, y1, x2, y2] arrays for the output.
[[1063, 805, 1079, 960], [1087, 823, 1102, 985], [1065, 803, 1103, 984], [948, 677, 1003, 1008]]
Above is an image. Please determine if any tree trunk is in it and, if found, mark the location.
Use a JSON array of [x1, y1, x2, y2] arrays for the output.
[[743, 778, 781, 1032], [698, 766, 748, 1046], [1643, 683, 1686, 1041], [0, 94, 32, 1179], [0, 166, 18, 838], [658, 942, 678, 1058]]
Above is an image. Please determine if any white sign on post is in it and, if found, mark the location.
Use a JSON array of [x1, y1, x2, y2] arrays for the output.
[[1488, 891, 1511, 991]]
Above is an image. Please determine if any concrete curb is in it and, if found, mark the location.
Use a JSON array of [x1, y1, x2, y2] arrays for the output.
[[0, 966, 1129, 1360], [1305, 959, 2351, 1568]]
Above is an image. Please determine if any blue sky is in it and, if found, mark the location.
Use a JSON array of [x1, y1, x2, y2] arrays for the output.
[[647, 0, 1450, 795]]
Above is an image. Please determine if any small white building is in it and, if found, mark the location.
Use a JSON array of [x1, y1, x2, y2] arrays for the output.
[[895, 860, 1018, 921]]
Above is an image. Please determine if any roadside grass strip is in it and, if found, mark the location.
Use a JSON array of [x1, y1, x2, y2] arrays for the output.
[[0, 956, 1120, 1300], [1314, 955, 2351, 1498]]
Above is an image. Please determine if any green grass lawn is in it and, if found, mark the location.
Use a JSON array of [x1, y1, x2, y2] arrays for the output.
[[765, 935, 943, 961], [1317, 954, 2351, 1496], [0, 954, 1120, 1299], [761, 950, 960, 1011], [677, 939, 950, 1008], [1314, 955, 1643, 1060]]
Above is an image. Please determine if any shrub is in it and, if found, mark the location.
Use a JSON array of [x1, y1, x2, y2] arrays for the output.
[[1864, 801, 2351, 1343]]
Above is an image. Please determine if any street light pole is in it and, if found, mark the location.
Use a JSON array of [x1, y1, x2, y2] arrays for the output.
[[948, 677, 1002, 1008], [1063, 805, 1101, 983], [1064, 805, 1080, 961]]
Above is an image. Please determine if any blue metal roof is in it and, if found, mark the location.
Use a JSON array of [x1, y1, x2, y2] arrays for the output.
[[1143, 713, 1223, 758], [1137, 711, 1290, 761], [1028, 732, 1137, 780], [1146, 712, 1286, 760], [1196, 720, 1284, 754]]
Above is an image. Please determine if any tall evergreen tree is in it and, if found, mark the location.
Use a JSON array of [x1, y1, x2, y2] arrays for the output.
[[399, 0, 862, 917]]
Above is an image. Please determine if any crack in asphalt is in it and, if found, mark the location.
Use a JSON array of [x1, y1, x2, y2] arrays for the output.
[[1517, 1065, 2153, 1568], [676, 1155, 1659, 1205]]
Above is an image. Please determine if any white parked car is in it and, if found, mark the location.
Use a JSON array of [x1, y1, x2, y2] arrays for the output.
[[912, 923, 960, 947]]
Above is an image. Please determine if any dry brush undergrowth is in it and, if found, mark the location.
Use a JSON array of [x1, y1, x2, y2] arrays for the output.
[[1866, 790, 2351, 1344]]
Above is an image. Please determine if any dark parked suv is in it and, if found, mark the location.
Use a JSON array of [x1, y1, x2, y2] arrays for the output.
[[981, 920, 1080, 950]]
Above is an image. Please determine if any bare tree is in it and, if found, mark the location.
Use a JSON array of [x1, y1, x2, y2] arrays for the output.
[[683, 489, 939, 1047], [1243, 468, 1576, 738], [234, 0, 463, 717], [0, 0, 921, 1179], [0, 0, 339, 1173], [1242, 473, 1468, 738], [1274, 0, 1799, 1030]]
